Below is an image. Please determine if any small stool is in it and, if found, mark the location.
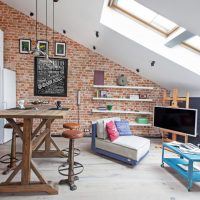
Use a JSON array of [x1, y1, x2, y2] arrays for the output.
[[62, 123, 81, 157], [58, 130, 84, 191], [1, 122, 23, 175]]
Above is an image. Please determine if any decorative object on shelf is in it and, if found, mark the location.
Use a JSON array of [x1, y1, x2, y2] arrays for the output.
[[37, 40, 48, 56], [34, 57, 68, 97], [17, 99, 25, 109], [55, 42, 66, 56], [31, 99, 49, 105], [94, 70, 104, 85], [55, 100, 62, 109], [117, 74, 127, 86], [135, 117, 149, 124], [106, 105, 113, 110], [97, 106, 107, 110], [129, 94, 139, 99], [139, 94, 147, 99], [19, 39, 31, 54], [100, 90, 107, 98]]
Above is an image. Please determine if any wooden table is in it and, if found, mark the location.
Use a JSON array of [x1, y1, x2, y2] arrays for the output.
[[0, 107, 68, 195]]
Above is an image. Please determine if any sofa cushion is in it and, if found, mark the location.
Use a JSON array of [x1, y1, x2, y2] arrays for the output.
[[106, 121, 119, 142], [96, 117, 120, 139], [96, 135, 150, 161], [115, 120, 132, 136]]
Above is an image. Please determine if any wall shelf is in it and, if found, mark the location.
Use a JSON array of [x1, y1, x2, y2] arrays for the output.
[[129, 122, 152, 126], [92, 97, 153, 102], [92, 109, 152, 115], [93, 85, 154, 90]]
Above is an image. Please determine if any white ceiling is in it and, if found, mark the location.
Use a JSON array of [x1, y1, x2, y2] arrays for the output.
[[1, 0, 200, 96]]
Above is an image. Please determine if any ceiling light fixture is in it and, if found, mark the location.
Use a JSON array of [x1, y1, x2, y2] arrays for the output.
[[31, 0, 54, 65]]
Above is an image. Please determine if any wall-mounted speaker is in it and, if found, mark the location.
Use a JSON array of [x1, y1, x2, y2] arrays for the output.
[[77, 90, 81, 105]]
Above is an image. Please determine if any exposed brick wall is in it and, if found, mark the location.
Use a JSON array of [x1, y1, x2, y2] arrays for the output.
[[0, 1, 167, 137]]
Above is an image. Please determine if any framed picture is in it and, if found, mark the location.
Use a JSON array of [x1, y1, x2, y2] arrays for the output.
[[139, 94, 147, 99], [55, 42, 66, 56], [34, 57, 68, 97], [37, 40, 48, 55], [129, 94, 139, 99], [19, 39, 31, 54], [100, 90, 107, 98]]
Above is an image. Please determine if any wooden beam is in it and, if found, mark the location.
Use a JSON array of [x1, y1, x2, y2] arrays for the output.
[[31, 161, 47, 184], [32, 129, 50, 150], [4, 162, 22, 184], [0, 182, 58, 194], [32, 119, 48, 139]]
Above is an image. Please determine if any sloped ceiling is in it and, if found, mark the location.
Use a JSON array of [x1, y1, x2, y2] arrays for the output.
[[1, 0, 200, 96]]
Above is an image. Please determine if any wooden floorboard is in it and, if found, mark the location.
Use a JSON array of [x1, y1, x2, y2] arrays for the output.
[[0, 137, 200, 199]]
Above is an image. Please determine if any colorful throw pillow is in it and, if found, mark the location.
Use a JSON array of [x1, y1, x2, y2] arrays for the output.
[[115, 120, 132, 136], [103, 117, 120, 139], [106, 121, 119, 142]]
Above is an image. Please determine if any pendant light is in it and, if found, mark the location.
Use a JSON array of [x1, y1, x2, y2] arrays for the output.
[[32, 0, 53, 65]]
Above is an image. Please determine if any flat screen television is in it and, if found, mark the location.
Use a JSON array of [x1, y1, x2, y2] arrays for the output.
[[153, 106, 198, 137]]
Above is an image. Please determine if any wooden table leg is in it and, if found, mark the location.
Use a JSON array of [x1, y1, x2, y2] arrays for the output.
[[0, 118, 58, 195], [45, 119, 52, 153], [21, 118, 32, 184]]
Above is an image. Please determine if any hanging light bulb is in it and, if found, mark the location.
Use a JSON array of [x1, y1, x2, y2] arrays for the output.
[[31, 0, 60, 67]]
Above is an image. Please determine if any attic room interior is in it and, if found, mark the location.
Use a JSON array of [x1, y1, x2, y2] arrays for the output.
[[1, 0, 200, 199]]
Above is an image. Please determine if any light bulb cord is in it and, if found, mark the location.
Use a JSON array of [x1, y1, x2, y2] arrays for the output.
[[36, 0, 38, 43]]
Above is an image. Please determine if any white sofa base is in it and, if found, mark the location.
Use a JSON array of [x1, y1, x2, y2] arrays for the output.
[[92, 123, 150, 165]]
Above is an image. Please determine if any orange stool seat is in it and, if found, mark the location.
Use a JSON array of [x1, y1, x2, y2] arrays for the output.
[[4, 122, 24, 129], [62, 130, 84, 139], [63, 123, 80, 129]]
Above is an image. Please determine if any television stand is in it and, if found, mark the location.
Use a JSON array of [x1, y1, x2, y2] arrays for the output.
[[162, 88, 190, 143], [161, 142, 200, 191]]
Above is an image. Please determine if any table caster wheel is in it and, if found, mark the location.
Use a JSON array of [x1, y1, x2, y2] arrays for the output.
[[161, 163, 164, 168]]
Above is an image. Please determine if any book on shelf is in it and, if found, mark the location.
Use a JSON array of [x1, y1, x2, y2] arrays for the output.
[[97, 106, 107, 110], [177, 164, 200, 172]]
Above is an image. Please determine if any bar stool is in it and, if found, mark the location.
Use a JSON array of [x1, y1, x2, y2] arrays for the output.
[[63, 123, 80, 130], [62, 123, 80, 157], [58, 130, 84, 191], [0, 122, 23, 175]]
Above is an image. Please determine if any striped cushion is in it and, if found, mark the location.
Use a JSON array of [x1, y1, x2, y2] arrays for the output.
[[115, 120, 132, 136]]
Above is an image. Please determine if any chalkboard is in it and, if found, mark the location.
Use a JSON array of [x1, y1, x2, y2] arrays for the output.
[[34, 57, 68, 97]]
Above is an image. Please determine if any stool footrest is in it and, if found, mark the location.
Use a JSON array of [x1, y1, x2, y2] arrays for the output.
[[61, 148, 80, 157], [0, 152, 22, 164], [58, 162, 84, 177]]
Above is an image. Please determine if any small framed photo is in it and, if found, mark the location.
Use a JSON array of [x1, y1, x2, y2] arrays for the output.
[[139, 94, 147, 99], [37, 40, 48, 55], [129, 94, 139, 99], [55, 42, 66, 56], [100, 90, 107, 98], [19, 39, 31, 54]]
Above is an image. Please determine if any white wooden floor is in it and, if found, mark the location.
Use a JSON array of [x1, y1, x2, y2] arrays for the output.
[[0, 137, 200, 200]]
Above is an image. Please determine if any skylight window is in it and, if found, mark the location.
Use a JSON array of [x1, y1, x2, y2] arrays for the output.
[[183, 36, 200, 52], [110, 0, 179, 36]]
